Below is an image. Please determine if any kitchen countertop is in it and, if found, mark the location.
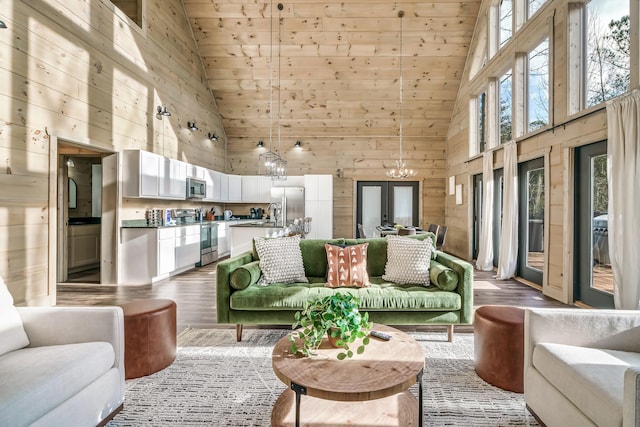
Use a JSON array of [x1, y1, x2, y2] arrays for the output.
[[120, 218, 269, 229], [229, 221, 284, 229]]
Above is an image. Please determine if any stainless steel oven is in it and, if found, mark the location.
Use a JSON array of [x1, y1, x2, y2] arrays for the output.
[[196, 222, 218, 266]]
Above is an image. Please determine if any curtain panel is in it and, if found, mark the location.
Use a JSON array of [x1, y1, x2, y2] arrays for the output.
[[606, 89, 640, 309]]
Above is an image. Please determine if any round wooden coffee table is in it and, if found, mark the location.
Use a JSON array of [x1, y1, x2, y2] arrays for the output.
[[271, 324, 424, 427]]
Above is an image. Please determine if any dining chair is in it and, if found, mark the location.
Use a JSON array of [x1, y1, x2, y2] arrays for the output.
[[357, 224, 367, 239], [436, 225, 448, 250], [427, 223, 439, 235]]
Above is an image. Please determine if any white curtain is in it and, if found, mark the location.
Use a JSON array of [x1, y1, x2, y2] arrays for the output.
[[476, 152, 494, 271], [497, 141, 519, 280], [606, 90, 640, 309]]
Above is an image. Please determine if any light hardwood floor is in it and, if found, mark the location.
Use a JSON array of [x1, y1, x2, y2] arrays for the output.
[[56, 259, 572, 335]]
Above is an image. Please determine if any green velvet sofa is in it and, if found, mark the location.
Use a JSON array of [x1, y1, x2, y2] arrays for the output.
[[216, 235, 473, 342]]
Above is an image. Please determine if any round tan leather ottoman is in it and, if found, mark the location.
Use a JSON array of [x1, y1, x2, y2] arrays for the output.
[[120, 299, 177, 379], [474, 305, 524, 393]]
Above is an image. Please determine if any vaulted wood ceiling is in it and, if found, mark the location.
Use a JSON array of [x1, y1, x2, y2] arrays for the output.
[[183, 1, 480, 151]]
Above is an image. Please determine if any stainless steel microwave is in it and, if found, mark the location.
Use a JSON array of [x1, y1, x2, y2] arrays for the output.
[[186, 177, 206, 199]]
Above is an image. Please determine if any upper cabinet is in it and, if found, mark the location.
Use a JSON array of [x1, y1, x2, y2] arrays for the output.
[[241, 175, 272, 203], [227, 175, 242, 202], [122, 150, 161, 198], [159, 157, 187, 199], [304, 175, 333, 202]]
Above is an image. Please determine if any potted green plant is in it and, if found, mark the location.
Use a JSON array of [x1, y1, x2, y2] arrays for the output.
[[288, 293, 373, 360]]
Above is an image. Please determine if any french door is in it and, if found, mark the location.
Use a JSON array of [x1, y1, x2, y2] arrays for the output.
[[575, 141, 613, 307], [472, 173, 483, 260], [518, 158, 545, 285], [356, 181, 419, 238], [493, 168, 504, 268]]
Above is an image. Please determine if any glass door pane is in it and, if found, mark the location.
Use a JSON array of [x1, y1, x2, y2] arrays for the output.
[[575, 141, 613, 307], [362, 186, 383, 238], [518, 158, 544, 284], [392, 186, 413, 226], [493, 169, 504, 267], [473, 173, 483, 259]]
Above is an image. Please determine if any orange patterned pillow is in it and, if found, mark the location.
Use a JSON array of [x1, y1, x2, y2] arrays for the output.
[[325, 243, 370, 288]]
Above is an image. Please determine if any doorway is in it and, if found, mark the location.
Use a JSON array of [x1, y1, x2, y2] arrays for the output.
[[575, 141, 613, 307], [57, 141, 118, 285], [355, 181, 419, 238], [518, 158, 545, 285]]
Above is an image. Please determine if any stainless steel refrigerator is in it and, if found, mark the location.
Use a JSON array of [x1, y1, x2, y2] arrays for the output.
[[271, 187, 305, 226]]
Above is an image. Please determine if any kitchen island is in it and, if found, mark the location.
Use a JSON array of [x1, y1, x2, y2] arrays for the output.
[[229, 221, 288, 257]]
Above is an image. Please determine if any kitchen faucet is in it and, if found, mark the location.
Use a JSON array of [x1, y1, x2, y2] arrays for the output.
[[267, 202, 281, 226]]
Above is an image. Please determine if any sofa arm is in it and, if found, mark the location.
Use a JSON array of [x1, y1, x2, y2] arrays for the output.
[[216, 251, 254, 323], [434, 251, 474, 324], [524, 308, 640, 371], [624, 365, 640, 427], [17, 306, 124, 373]]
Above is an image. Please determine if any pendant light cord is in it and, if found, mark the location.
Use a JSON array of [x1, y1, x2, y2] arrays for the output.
[[268, 0, 274, 150], [277, 4, 282, 155], [398, 10, 404, 163]]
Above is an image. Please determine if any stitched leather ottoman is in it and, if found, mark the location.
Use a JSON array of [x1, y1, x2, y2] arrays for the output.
[[474, 305, 524, 393], [120, 299, 177, 379]]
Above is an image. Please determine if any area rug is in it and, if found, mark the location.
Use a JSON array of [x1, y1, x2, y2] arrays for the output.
[[107, 328, 538, 426]]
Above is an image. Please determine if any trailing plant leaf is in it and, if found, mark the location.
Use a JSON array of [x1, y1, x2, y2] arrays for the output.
[[289, 293, 372, 359]]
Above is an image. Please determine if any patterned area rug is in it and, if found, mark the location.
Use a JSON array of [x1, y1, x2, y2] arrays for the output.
[[107, 328, 538, 426]]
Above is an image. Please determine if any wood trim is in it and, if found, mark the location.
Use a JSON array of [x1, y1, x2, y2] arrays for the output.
[[561, 146, 575, 304], [48, 134, 58, 306]]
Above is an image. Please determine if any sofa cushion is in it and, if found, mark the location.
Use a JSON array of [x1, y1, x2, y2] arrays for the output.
[[230, 279, 461, 311], [533, 343, 640, 427], [0, 276, 29, 357], [254, 235, 308, 285], [325, 243, 370, 288], [299, 238, 346, 277], [382, 235, 432, 285], [0, 342, 115, 427], [430, 260, 459, 291], [230, 261, 262, 290]]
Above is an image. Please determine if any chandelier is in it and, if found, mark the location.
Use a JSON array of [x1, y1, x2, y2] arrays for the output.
[[258, 2, 287, 180], [386, 10, 417, 180]]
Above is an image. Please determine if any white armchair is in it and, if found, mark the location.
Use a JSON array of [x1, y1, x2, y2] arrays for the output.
[[1, 306, 125, 427], [524, 308, 640, 427]]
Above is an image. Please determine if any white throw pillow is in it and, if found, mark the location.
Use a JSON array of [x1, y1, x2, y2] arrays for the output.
[[382, 235, 433, 285], [0, 276, 30, 356], [254, 235, 308, 285]]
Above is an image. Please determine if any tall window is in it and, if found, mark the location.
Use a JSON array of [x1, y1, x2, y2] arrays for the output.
[[499, 70, 513, 144], [585, 0, 630, 107], [528, 0, 547, 19], [478, 92, 488, 153], [527, 38, 550, 132], [499, 0, 513, 48]]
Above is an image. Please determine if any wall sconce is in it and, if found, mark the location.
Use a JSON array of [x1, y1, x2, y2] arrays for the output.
[[157, 105, 171, 116], [66, 157, 75, 168], [257, 140, 264, 148], [0, 21, 7, 29], [294, 140, 301, 148], [208, 133, 218, 141], [187, 121, 199, 131]]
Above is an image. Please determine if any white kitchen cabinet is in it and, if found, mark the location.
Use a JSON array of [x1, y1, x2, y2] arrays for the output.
[[220, 173, 229, 202], [304, 175, 333, 238], [159, 157, 187, 199], [241, 175, 272, 202], [228, 175, 242, 202], [304, 174, 333, 202], [218, 221, 231, 257], [187, 164, 206, 180], [122, 150, 161, 198], [203, 169, 220, 202], [157, 228, 176, 276], [175, 225, 200, 268], [241, 176, 258, 202]]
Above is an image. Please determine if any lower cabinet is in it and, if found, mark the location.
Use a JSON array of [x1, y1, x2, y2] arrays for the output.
[[120, 225, 200, 284], [68, 224, 101, 273]]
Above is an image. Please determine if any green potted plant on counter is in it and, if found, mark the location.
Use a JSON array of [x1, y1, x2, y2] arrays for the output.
[[289, 293, 372, 360]]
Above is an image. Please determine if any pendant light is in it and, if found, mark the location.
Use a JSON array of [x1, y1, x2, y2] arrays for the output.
[[272, 3, 287, 180], [386, 10, 417, 180], [258, 0, 283, 177]]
